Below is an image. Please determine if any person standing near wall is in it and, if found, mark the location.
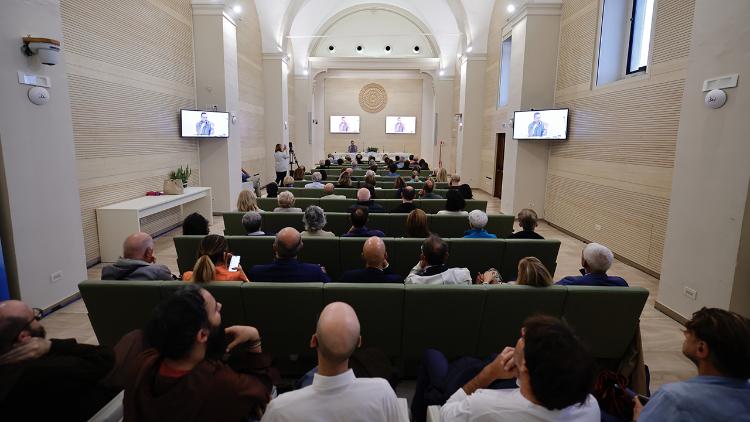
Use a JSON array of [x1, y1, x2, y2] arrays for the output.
[[274, 143, 289, 185]]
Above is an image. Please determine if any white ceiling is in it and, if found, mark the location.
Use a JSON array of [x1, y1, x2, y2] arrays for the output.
[[251, 0, 500, 77]]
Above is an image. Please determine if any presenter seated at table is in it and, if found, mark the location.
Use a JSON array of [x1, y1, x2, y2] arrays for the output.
[[337, 236, 403, 283], [247, 228, 331, 283], [182, 235, 249, 282]]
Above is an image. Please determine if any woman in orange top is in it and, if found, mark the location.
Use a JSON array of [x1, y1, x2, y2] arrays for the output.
[[182, 234, 249, 282]]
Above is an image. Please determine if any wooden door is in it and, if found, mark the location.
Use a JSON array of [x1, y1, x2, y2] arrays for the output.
[[494, 133, 505, 198]]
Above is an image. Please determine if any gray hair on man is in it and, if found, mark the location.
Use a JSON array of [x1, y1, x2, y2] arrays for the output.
[[324, 183, 335, 195], [583, 243, 614, 273], [366, 170, 375, 177], [241, 211, 262, 233], [357, 188, 371, 201], [400, 156, 406, 163], [468, 209, 488, 230], [303, 205, 327, 232], [312, 172, 322, 183]]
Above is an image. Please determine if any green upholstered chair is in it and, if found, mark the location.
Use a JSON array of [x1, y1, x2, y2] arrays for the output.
[[299, 188, 327, 198], [297, 237, 341, 281], [323, 283, 405, 357], [240, 282, 324, 355], [499, 239, 561, 281], [484, 215, 515, 238], [445, 239, 506, 279], [333, 188, 359, 199], [464, 200, 487, 212], [381, 189, 401, 199], [419, 199, 447, 214], [474, 285, 568, 356], [79, 280, 164, 348], [392, 238, 433, 279], [338, 237, 395, 276], [376, 181, 395, 189], [290, 197, 320, 212], [226, 236, 276, 273], [257, 197, 279, 211], [278, 187, 299, 196], [159, 280, 248, 328], [318, 212, 349, 236], [222, 212, 247, 236], [397, 170, 413, 177], [435, 182, 449, 189], [318, 198, 356, 213], [429, 215, 472, 238], [365, 213, 390, 235], [173, 235, 206, 274], [263, 212, 305, 234], [561, 286, 649, 358], [388, 213, 411, 238], [401, 284, 487, 357], [383, 199, 405, 212]]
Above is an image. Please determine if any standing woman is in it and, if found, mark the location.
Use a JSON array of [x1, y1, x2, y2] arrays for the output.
[[274, 143, 289, 185]]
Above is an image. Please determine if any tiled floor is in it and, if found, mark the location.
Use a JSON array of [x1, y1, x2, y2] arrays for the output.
[[43, 190, 696, 402]]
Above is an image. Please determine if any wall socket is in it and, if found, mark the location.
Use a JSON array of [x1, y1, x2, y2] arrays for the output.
[[528, 203, 534, 208], [595, 224, 601, 231], [684, 286, 697, 300], [50, 270, 63, 284]]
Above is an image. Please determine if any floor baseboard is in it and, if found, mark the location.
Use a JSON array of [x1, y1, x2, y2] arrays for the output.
[[655, 301, 689, 325]]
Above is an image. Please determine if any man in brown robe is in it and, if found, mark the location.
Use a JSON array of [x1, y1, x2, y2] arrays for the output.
[[124, 285, 277, 422]]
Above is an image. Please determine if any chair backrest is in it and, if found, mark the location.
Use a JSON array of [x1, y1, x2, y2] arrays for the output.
[[299, 188, 327, 198], [159, 280, 248, 327], [222, 212, 247, 236], [263, 212, 305, 233], [226, 236, 276, 271], [297, 237, 341, 281], [174, 235, 206, 274], [446, 238, 506, 278], [338, 237, 395, 276], [392, 238, 431, 278], [499, 239, 562, 280]]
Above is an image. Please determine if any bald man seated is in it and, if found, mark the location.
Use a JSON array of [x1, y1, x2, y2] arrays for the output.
[[322, 183, 346, 199], [447, 173, 461, 189], [0, 300, 119, 421], [246, 228, 330, 283], [337, 237, 403, 283], [262, 302, 403, 421], [346, 188, 384, 214], [100, 232, 174, 281]]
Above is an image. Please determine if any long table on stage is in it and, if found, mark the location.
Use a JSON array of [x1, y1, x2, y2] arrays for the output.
[[328, 151, 411, 161]]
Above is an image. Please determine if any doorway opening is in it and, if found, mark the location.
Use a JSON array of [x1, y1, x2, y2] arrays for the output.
[[494, 133, 505, 198]]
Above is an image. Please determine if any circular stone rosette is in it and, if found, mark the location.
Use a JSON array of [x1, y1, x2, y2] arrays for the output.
[[359, 83, 388, 113]]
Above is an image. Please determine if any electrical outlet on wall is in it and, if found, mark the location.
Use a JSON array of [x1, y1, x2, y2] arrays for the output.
[[50, 271, 62, 284], [684, 287, 697, 300]]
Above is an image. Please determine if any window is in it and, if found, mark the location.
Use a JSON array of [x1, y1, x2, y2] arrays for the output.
[[498, 36, 512, 108], [626, 0, 655, 74]]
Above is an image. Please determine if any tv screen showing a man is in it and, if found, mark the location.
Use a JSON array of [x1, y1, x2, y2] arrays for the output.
[[385, 116, 416, 134], [329, 116, 360, 133], [512, 109, 569, 140], [180, 110, 230, 138]]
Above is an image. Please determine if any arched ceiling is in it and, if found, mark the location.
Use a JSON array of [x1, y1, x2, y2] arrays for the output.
[[253, 0, 498, 77]]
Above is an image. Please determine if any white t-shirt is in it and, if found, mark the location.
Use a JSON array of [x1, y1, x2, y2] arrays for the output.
[[262, 369, 405, 422], [440, 387, 600, 422]]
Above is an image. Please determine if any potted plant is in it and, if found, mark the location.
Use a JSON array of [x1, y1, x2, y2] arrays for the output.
[[366, 147, 378, 152], [170, 165, 192, 188]]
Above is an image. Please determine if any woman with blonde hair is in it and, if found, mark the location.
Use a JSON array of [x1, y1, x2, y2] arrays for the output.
[[274, 143, 289, 185], [237, 189, 263, 213], [274, 191, 302, 212], [394, 176, 407, 198], [282, 175, 295, 187], [406, 209, 431, 238], [336, 171, 352, 188], [408, 170, 420, 183], [475, 257, 552, 286], [182, 234, 248, 282], [435, 168, 449, 183]]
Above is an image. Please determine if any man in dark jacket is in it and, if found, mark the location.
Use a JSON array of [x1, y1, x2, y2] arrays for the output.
[[419, 180, 443, 200], [0, 300, 118, 421], [342, 207, 386, 238], [347, 188, 384, 214], [391, 186, 420, 214], [555, 243, 628, 287], [507, 208, 545, 239], [338, 237, 402, 283], [247, 228, 331, 282], [101, 232, 174, 280]]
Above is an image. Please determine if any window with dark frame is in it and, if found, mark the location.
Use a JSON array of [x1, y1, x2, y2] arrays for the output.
[[626, 0, 655, 74]]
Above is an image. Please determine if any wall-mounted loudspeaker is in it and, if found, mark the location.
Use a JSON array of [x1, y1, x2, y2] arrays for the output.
[[412, 45, 420, 54], [328, 45, 336, 53]]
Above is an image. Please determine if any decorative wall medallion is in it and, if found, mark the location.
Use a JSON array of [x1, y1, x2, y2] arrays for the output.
[[359, 83, 388, 113]]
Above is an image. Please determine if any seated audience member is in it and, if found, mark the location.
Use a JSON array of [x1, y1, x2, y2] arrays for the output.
[[247, 228, 330, 282], [438, 191, 468, 215], [364, 174, 379, 197], [305, 172, 325, 188], [397, 156, 407, 168], [336, 172, 352, 189], [183, 212, 210, 235], [435, 168, 449, 183], [463, 210, 497, 239], [508, 209, 544, 239], [342, 206, 386, 238], [555, 243, 627, 287], [391, 186, 419, 214], [337, 158, 345, 166], [337, 237, 403, 283], [345, 155, 352, 164], [356, 154, 364, 164], [302, 205, 335, 237], [419, 179, 442, 199], [320, 170, 328, 181], [237, 189, 264, 213], [182, 235, 248, 282], [405, 235, 471, 285], [365, 169, 376, 178], [273, 191, 303, 213], [242, 211, 274, 237], [476, 257, 552, 286], [346, 168, 357, 181], [262, 302, 401, 421], [633, 307, 750, 422], [386, 163, 399, 177], [323, 159, 331, 168], [458, 184, 473, 199], [322, 183, 346, 199], [282, 175, 295, 188], [408, 155, 417, 166], [347, 188, 384, 214], [318, 159, 325, 167], [101, 232, 174, 280], [0, 300, 120, 422], [394, 176, 407, 192], [447, 173, 461, 189], [370, 164, 378, 173], [407, 209, 431, 238], [414, 315, 599, 422], [409, 170, 421, 183], [293, 167, 305, 180], [394, 155, 400, 163], [263, 182, 279, 198], [420, 161, 429, 171], [124, 285, 276, 421]]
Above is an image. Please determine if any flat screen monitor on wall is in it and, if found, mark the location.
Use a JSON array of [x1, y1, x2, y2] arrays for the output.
[[385, 116, 417, 134], [513, 109, 569, 140], [181, 110, 229, 138], [330, 116, 361, 133]]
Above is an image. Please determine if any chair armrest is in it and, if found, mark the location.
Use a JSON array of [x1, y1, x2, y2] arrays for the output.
[[87, 390, 124, 422], [427, 405, 442, 422], [397, 397, 410, 421]]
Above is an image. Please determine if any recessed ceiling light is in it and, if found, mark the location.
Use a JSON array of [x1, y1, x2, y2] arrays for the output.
[[439, 70, 444, 76], [507, 5, 515, 12], [233, 5, 242, 13], [303, 70, 309, 75]]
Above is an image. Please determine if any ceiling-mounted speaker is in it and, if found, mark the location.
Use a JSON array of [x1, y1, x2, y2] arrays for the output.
[[328, 45, 336, 53], [412, 45, 420, 54], [356, 45, 364, 54]]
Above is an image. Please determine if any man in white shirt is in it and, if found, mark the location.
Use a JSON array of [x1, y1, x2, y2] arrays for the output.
[[404, 235, 471, 285], [321, 183, 347, 199], [261, 302, 404, 422], [304, 172, 325, 188], [439, 315, 599, 422]]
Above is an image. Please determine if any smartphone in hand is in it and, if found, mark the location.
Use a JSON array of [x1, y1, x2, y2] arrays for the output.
[[228, 255, 241, 272]]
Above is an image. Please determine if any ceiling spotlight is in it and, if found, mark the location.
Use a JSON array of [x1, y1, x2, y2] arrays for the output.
[[439, 70, 444, 76], [303, 70, 309, 75], [507, 5, 515, 12], [467, 46, 473, 52], [233, 5, 242, 13]]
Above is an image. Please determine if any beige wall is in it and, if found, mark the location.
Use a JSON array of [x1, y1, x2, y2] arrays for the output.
[[324, 78, 422, 156], [543, 0, 695, 276], [60, 0, 199, 262]]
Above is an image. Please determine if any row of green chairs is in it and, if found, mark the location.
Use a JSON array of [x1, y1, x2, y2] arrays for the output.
[[288, 179, 447, 189], [261, 193, 483, 210]]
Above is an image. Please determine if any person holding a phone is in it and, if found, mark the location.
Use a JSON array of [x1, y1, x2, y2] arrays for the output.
[[181, 235, 248, 282]]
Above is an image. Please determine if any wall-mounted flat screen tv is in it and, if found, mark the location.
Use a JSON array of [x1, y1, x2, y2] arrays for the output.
[[330, 116, 360, 133], [181, 110, 229, 138], [385, 116, 417, 134], [513, 109, 569, 140]]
